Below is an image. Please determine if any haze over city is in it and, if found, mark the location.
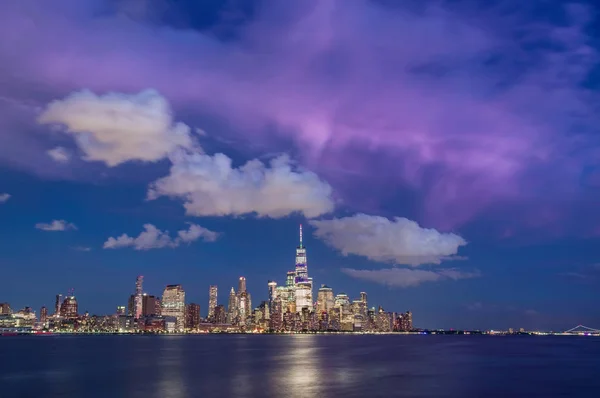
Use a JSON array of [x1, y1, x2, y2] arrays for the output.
[[1, 0, 600, 332]]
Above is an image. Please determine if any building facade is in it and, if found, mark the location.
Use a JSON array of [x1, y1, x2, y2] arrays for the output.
[[162, 285, 185, 332], [208, 285, 218, 321]]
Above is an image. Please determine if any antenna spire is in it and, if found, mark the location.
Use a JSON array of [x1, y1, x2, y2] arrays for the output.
[[299, 224, 303, 247]]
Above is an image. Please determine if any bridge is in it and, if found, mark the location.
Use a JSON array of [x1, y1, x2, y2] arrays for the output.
[[562, 325, 600, 335]]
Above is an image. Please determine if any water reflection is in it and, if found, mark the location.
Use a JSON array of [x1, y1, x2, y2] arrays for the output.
[[157, 336, 186, 398], [269, 335, 323, 397]]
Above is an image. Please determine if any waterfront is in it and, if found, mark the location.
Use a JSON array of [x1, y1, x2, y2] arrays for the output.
[[1, 335, 599, 398]]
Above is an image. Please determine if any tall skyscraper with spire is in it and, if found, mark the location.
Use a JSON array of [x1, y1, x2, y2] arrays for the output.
[[294, 224, 313, 311]]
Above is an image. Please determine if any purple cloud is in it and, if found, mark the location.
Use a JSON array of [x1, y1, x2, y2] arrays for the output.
[[341, 267, 480, 288], [1, 1, 599, 233]]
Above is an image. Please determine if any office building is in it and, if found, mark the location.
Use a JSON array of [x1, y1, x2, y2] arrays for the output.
[[134, 275, 143, 319], [208, 285, 218, 321], [185, 303, 200, 330], [0, 302, 11, 315], [116, 306, 126, 315], [60, 295, 78, 318], [317, 285, 334, 315], [54, 294, 62, 315], [214, 304, 227, 324], [227, 287, 237, 324], [142, 294, 160, 316], [40, 306, 48, 324], [294, 225, 313, 311], [162, 285, 185, 331]]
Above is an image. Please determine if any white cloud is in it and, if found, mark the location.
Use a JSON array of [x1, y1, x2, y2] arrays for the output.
[[341, 267, 480, 288], [38, 90, 195, 167], [0, 193, 10, 203], [310, 214, 467, 265], [35, 219, 78, 231], [148, 151, 334, 218], [47, 146, 70, 163], [103, 223, 219, 250]]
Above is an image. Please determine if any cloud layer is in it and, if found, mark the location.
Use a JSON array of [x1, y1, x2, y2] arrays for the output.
[[38, 90, 195, 167], [341, 267, 480, 288], [0, 193, 10, 203], [148, 152, 334, 218], [47, 147, 70, 163], [103, 223, 219, 250], [0, 1, 598, 234], [311, 214, 467, 265], [35, 220, 78, 231]]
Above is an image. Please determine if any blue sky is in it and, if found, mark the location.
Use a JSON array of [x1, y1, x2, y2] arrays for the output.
[[1, 0, 599, 330]]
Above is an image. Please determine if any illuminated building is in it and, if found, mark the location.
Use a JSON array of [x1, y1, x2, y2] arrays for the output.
[[60, 295, 78, 318], [116, 306, 126, 315], [360, 292, 367, 305], [286, 271, 295, 287], [375, 307, 392, 332], [238, 277, 246, 294], [237, 277, 252, 326], [40, 306, 48, 324], [334, 293, 350, 308], [270, 296, 283, 331], [268, 281, 277, 309], [227, 287, 237, 324], [294, 225, 313, 311], [185, 303, 200, 330], [208, 285, 218, 321], [142, 294, 160, 316], [134, 275, 143, 319], [351, 299, 367, 320], [317, 285, 334, 315], [54, 294, 62, 315], [14, 307, 36, 327], [0, 302, 11, 315], [161, 285, 185, 332], [214, 304, 227, 324]]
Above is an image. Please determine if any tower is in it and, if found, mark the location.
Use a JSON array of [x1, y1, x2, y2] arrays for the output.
[[227, 287, 237, 324], [294, 224, 312, 311], [134, 275, 143, 319], [238, 277, 246, 294], [54, 294, 63, 315], [208, 285, 218, 321]]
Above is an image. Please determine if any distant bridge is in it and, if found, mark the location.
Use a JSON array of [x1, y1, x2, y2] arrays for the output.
[[563, 325, 600, 335]]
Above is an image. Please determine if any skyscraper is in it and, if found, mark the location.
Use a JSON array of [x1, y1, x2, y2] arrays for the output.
[[134, 275, 143, 319], [54, 294, 62, 315], [142, 294, 159, 316], [238, 277, 246, 294], [227, 287, 237, 324], [214, 304, 227, 324], [60, 295, 78, 318], [294, 225, 313, 311], [185, 303, 200, 330], [128, 295, 135, 316], [360, 292, 367, 305], [0, 303, 11, 315], [267, 281, 277, 309], [162, 285, 185, 332], [40, 306, 48, 324], [317, 285, 334, 315], [208, 285, 218, 320]]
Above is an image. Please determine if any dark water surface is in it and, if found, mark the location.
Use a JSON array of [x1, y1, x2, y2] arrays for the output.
[[1, 335, 599, 397]]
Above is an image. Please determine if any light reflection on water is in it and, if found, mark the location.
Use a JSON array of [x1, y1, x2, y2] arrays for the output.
[[1, 335, 600, 398]]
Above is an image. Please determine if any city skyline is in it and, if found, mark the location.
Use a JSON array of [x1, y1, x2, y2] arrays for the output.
[[1, 0, 600, 332]]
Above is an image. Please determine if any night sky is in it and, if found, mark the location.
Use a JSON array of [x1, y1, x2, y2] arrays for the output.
[[1, 0, 599, 331]]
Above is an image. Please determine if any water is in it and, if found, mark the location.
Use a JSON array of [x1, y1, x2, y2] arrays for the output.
[[1, 334, 599, 397]]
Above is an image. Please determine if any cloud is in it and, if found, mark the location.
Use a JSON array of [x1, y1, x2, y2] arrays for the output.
[[0, 193, 10, 203], [1, 1, 599, 234], [35, 219, 78, 231], [148, 152, 334, 218], [47, 146, 70, 163], [466, 302, 484, 311], [38, 90, 195, 167], [71, 246, 92, 252], [103, 223, 219, 250], [341, 267, 480, 288], [310, 214, 467, 265]]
